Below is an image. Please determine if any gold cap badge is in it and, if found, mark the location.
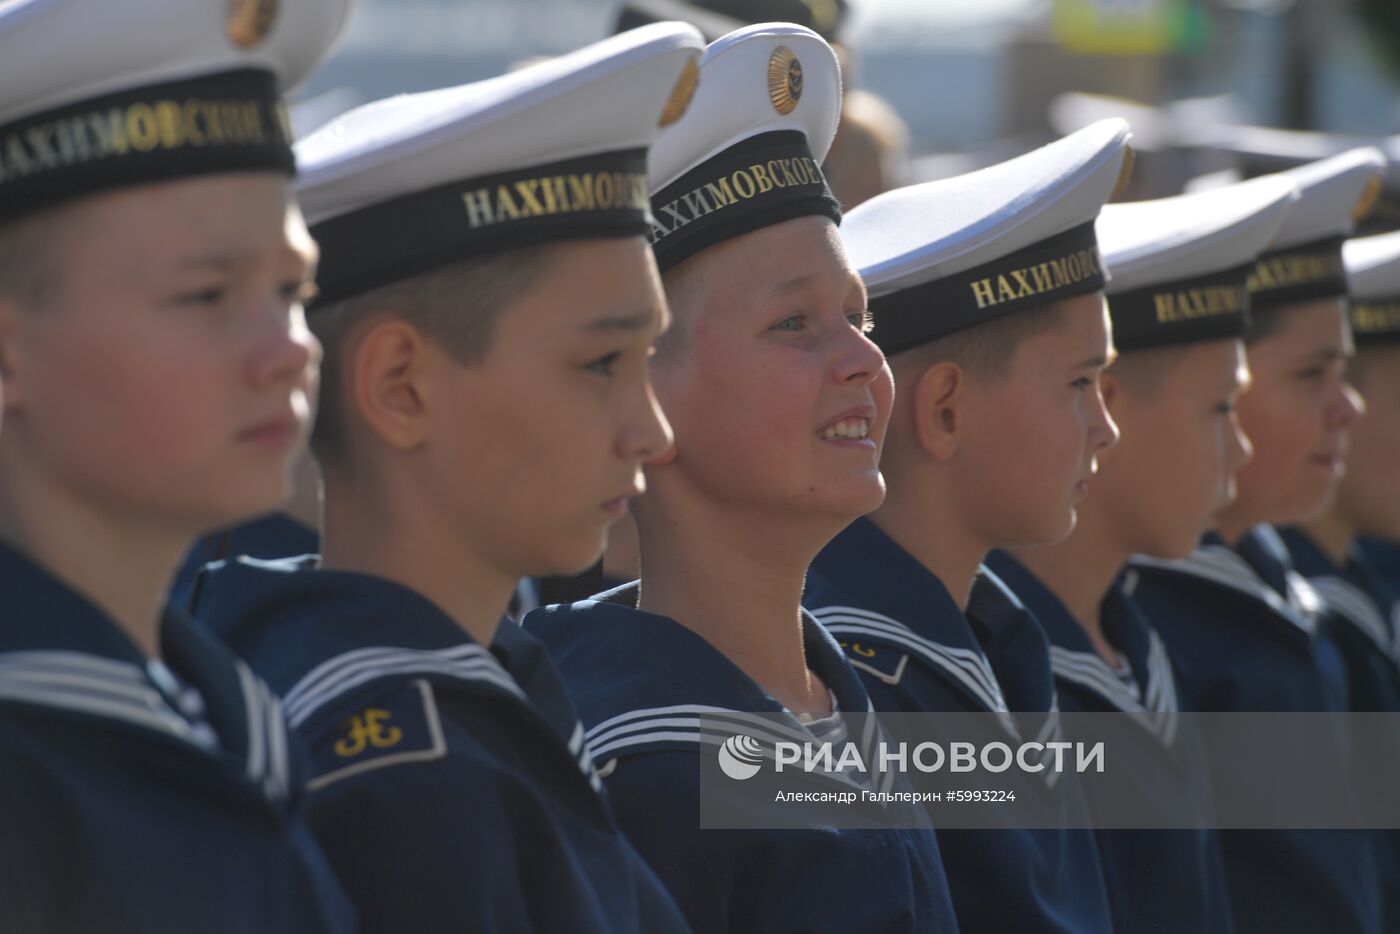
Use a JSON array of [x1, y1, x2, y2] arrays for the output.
[[659, 57, 700, 128], [227, 0, 278, 50], [1354, 175, 1382, 224], [768, 46, 803, 116]]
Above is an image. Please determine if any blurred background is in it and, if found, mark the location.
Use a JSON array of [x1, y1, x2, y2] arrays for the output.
[[292, 0, 1400, 207]]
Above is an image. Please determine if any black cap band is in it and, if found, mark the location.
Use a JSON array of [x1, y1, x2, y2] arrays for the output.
[[0, 69, 292, 222], [1108, 263, 1252, 352], [1350, 299, 1400, 345], [1247, 236, 1348, 310], [310, 149, 651, 307], [868, 220, 1106, 356], [1357, 191, 1400, 237], [648, 130, 841, 273]]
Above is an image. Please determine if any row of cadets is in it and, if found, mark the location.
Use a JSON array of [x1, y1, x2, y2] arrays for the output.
[[1279, 228, 1400, 933], [801, 120, 1131, 932], [1127, 148, 1390, 933], [523, 24, 962, 933], [185, 25, 707, 934], [1283, 228, 1400, 715], [0, 0, 358, 931], [1190, 124, 1400, 596], [988, 172, 1302, 933], [172, 0, 858, 615]]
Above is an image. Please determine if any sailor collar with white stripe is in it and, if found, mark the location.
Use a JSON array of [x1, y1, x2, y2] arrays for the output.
[[1280, 527, 1400, 670], [988, 551, 1180, 747], [191, 554, 607, 790], [806, 521, 1069, 785], [0, 539, 292, 803], [521, 583, 895, 795], [194, 556, 527, 716], [1130, 528, 1322, 640], [807, 517, 1012, 717]]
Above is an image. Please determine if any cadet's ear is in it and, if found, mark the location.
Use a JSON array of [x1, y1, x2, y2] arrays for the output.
[[911, 359, 963, 462], [351, 318, 431, 451]]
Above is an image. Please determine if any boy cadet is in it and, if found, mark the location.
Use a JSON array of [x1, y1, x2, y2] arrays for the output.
[[1285, 228, 1400, 712], [187, 27, 703, 933], [988, 175, 1300, 933], [525, 24, 960, 933], [1128, 148, 1387, 934], [801, 122, 1127, 934], [0, 0, 356, 931], [1283, 230, 1400, 932]]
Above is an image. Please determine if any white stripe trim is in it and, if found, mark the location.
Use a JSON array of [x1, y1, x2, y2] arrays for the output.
[[813, 606, 1004, 699], [234, 662, 266, 785], [1050, 646, 1146, 713], [1132, 548, 1316, 634], [285, 646, 524, 727], [814, 611, 1009, 714], [285, 643, 515, 712], [589, 725, 877, 793], [0, 681, 197, 739], [1311, 576, 1395, 659], [259, 676, 290, 802], [587, 704, 816, 754], [0, 652, 223, 752], [585, 703, 894, 794]]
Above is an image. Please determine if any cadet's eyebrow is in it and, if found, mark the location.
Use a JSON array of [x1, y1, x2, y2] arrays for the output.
[[770, 274, 816, 295], [179, 236, 318, 271], [1299, 345, 1347, 363], [178, 250, 259, 270], [1075, 352, 1112, 370], [581, 308, 660, 334]]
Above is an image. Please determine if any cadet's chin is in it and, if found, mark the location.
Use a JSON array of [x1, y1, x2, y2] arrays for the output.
[[196, 471, 295, 536], [825, 470, 888, 519], [540, 528, 609, 581]]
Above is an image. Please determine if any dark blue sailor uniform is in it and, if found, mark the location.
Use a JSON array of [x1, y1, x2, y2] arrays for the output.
[[190, 556, 689, 934], [989, 550, 1236, 934], [0, 541, 355, 934], [799, 518, 1113, 934], [1129, 525, 1385, 934], [1280, 527, 1400, 713], [1279, 527, 1400, 929], [169, 512, 318, 611], [1359, 536, 1400, 592], [523, 584, 960, 934]]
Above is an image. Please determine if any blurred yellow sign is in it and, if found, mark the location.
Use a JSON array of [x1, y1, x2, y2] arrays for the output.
[[1052, 0, 1197, 55]]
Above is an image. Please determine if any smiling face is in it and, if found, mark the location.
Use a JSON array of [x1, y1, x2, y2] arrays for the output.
[[421, 236, 674, 578], [953, 293, 1120, 547], [649, 215, 893, 525], [1091, 339, 1254, 557], [1218, 299, 1363, 533], [0, 174, 320, 534]]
